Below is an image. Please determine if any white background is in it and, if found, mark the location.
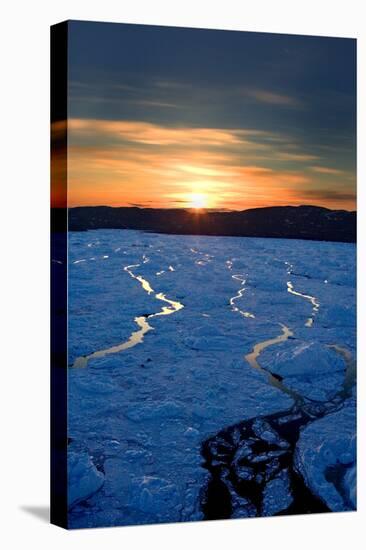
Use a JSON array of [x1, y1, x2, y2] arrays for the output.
[[1, 1, 364, 548]]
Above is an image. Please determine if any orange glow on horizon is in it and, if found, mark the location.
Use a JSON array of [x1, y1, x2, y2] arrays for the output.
[[60, 118, 356, 212]]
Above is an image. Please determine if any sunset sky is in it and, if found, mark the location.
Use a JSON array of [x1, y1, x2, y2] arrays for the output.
[[65, 21, 356, 211]]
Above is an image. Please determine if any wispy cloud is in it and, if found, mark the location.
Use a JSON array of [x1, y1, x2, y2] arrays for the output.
[[68, 119, 244, 146], [127, 99, 181, 109], [127, 201, 154, 207], [274, 152, 319, 162], [301, 189, 356, 202], [309, 166, 344, 175], [244, 88, 302, 107]]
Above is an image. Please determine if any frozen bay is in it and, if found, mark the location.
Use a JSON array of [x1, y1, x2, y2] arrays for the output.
[[67, 230, 356, 527]]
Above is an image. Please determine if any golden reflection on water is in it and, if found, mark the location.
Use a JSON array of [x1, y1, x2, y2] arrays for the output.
[[287, 281, 319, 327], [244, 324, 303, 402], [71, 260, 184, 368], [72, 315, 152, 368], [230, 274, 255, 319], [136, 275, 154, 294]]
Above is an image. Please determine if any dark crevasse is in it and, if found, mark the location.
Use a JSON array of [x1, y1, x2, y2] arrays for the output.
[[201, 408, 330, 520], [200, 349, 356, 521]]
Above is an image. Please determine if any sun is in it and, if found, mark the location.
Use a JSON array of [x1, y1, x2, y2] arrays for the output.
[[188, 192, 208, 209]]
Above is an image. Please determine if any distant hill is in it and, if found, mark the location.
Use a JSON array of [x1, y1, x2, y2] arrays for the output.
[[66, 205, 356, 243]]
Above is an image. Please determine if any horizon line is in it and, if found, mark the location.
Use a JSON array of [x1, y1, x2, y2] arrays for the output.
[[63, 203, 356, 213]]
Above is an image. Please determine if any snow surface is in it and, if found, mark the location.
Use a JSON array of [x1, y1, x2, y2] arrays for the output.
[[295, 395, 356, 511], [68, 446, 105, 509], [259, 341, 346, 402], [67, 230, 356, 527]]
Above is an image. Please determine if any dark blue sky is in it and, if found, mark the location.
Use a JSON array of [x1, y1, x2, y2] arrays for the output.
[[67, 20, 356, 210]]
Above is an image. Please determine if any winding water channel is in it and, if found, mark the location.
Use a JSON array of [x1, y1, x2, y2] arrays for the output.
[[71, 256, 184, 369]]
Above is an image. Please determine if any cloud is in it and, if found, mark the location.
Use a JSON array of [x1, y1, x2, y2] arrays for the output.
[[127, 99, 182, 109], [309, 166, 344, 175], [127, 202, 154, 207], [301, 189, 356, 202], [244, 88, 302, 107], [274, 153, 319, 162], [68, 118, 304, 162], [68, 118, 245, 146]]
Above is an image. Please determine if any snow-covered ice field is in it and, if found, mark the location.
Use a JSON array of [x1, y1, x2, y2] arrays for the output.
[[67, 229, 356, 528]]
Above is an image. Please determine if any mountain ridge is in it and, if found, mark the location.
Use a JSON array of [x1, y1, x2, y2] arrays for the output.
[[64, 205, 356, 243]]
